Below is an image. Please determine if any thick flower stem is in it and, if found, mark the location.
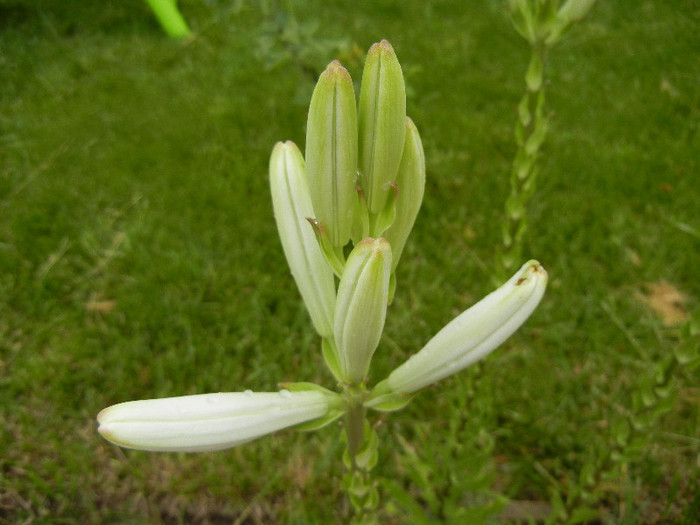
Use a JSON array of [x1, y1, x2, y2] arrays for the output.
[[342, 386, 379, 524], [345, 394, 367, 461]]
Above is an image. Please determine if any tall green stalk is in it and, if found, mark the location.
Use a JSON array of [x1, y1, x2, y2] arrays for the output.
[[500, 41, 549, 275], [342, 386, 380, 524], [499, 0, 596, 277]]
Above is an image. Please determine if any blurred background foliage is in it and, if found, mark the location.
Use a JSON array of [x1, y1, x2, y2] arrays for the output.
[[1, 0, 698, 523]]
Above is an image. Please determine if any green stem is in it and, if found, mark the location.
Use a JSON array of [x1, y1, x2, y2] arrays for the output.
[[346, 397, 366, 462], [499, 42, 549, 278], [145, 0, 191, 39], [342, 386, 379, 524]]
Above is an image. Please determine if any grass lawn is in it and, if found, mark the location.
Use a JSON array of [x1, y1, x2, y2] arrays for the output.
[[1, 0, 698, 523]]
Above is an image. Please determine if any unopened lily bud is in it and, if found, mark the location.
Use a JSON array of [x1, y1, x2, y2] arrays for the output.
[[506, 0, 537, 44], [305, 60, 358, 248], [358, 40, 406, 214], [270, 141, 336, 338], [97, 389, 340, 452], [547, 0, 596, 44], [372, 260, 547, 398], [557, 0, 596, 24], [382, 117, 425, 271], [334, 238, 392, 384]]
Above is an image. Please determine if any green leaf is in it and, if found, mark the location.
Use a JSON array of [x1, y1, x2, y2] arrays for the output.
[[567, 505, 600, 524], [321, 337, 343, 383]]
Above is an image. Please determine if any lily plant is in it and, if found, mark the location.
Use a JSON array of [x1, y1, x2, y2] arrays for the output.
[[97, 40, 548, 523]]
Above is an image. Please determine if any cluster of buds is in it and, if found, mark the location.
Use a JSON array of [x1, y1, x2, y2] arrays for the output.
[[98, 41, 547, 455], [506, 0, 596, 47]]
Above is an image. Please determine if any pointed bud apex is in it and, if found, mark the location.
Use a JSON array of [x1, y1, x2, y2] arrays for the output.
[[334, 238, 392, 384], [306, 61, 358, 248], [358, 40, 406, 214], [270, 141, 336, 338], [383, 117, 425, 271], [379, 260, 547, 395], [97, 389, 339, 452]]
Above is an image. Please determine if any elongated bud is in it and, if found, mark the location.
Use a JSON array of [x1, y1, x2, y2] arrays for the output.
[[97, 389, 341, 452], [305, 61, 358, 248], [358, 40, 406, 214], [382, 117, 425, 271], [557, 0, 596, 24], [334, 238, 392, 384], [270, 141, 336, 338], [547, 0, 596, 44], [369, 261, 547, 400], [506, 0, 537, 44]]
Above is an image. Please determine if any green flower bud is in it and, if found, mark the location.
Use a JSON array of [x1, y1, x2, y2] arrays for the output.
[[557, 0, 596, 24], [506, 0, 537, 44], [334, 238, 392, 384], [547, 0, 597, 44], [382, 117, 425, 271], [269, 141, 336, 338], [358, 40, 406, 215], [305, 60, 358, 248]]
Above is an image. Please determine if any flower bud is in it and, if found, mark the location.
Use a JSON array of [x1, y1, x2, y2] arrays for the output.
[[358, 40, 406, 214], [382, 117, 425, 271], [557, 0, 596, 24], [305, 60, 358, 248], [371, 260, 547, 398], [270, 141, 336, 338], [334, 238, 392, 384], [506, 0, 537, 44], [547, 0, 596, 45], [97, 389, 340, 452]]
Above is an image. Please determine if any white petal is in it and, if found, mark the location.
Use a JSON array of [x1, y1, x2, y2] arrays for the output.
[[97, 390, 331, 452], [386, 260, 547, 394]]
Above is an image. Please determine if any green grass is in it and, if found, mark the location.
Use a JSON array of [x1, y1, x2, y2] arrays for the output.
[[1, 0, 699, 523]]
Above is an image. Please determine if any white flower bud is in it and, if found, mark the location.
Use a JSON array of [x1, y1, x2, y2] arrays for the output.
[[379, 260, 547, 395], [97, 389, 338, 452], [270, 141, 336, 338]]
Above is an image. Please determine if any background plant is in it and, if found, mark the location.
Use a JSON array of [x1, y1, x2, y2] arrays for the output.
[[499, 0, 595, 277], [1, 1, 698, 523]]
